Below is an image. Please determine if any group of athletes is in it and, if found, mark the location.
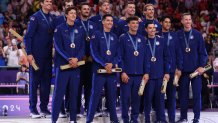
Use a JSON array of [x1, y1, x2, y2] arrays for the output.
[[23, 0, 208, 123]]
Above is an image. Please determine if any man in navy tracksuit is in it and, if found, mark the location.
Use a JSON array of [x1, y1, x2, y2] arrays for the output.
[[160, 16, 182, 123], [89, 0, 119, 114], [140, 4, 162, 36], [86, 14, 119, 123], [52, 7, 85, 123], [176, 13, 207, 123], [120, 16, 150, 123], [117, 1, 142, 37], [54, 0, 73, 27], [75, 2, 97, 115], [90, 0, 118, 34], [53, 0, 74, 117], [24, 0, 54, 118], [144, 22, 170, 123]]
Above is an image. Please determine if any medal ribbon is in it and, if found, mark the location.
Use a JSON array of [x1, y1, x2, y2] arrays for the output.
[[148, 37, 157, 58], [183, 29, 192, 49], [167, 32, 171, 46], [127, 33, 138, 52], [81, 20, 90, 38], [103, 32, 111, 51], [40, 9, 52, 28]]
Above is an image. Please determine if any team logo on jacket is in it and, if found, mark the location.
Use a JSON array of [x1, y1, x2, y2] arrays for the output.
[[89, 25, 93, 29], [156, 41, 160, 45], [54, 29, 57, 32], [74, 29, 78, 33], [169, 35, 172, 40], [111, 37, 114, 40], [190, 35, 194, 39], [155, 24, 158, 27], [30, 17, 35, 21], [91, 35, 95, 39], [137, 38, 141, 42]]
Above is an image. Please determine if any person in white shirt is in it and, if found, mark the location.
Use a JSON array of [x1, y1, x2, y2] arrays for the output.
[[6, 42, 21, 66]]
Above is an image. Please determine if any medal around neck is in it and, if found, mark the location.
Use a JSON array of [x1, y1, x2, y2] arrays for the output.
[[185, 47, 190, 52], [151, 57, 156, 62], [86, 36, 90, 41], [106, 50, 111, 55], [70, 43, 75, 48], [134, 51, 139, 56]]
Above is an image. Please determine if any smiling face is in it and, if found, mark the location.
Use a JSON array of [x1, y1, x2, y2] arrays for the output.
[[181, 14, 192, 29], [81, 5, 90, 18], [146, 23, 156, 37], [66, 9, 77, 22], [100, 2, 110, 14], [126, 3, 135, 16], [128, 20, 139, 32], [102, 16, 113, 30], [144, 5, 154, 19], [161, 18, 171, 31], [41, 0, 53, 11]]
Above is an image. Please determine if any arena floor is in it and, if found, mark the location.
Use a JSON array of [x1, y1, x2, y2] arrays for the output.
[[1, 110, 218, 123]]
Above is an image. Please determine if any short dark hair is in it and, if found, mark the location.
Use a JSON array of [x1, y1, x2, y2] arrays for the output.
[[65, 6, 77, 15], [79, 2, 90, 10], [102, 14, 113, 21], [160, 15, 171, 22], [144, 21, 155, 28], [126, 16, 139, 23]]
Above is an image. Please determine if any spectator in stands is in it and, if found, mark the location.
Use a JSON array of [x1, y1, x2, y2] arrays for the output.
[[5, 39, 21, 66], [201, 54, 213, 110], [0, 40, 6, 66], [16, 64, 29, 94], [205, 35, 213, 54], [3, 36, 12, 53]]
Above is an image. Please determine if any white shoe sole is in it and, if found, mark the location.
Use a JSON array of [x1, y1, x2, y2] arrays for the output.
[[40, 113, 51, 118], [30, 113, 41, 119]]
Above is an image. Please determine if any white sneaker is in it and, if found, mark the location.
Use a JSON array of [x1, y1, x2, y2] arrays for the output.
[[59, 113, 67, 118], [40, 110, 51, 118], [30, 112, 41, 119], [77, 114, 84, 118], [83, 111, 87, 116], [94, 112, 102, 117]]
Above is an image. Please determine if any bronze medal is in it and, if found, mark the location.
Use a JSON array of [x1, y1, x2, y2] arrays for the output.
[[106, 50, 111, 55], [70, 43, 75, 48], [151, 57, 156, 62], [134, 51, 139, 56], [185, 48, 191, 52]]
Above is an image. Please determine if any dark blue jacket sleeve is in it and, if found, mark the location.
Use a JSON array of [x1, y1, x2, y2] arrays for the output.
[[90, 32, 106, 67], [24, 16, 37, 55], [198, 33, 208, 67], [163, 39, 171, 74], [76, 30, 85, 61], [112, 36, 121, 66], [144, 41, 150, 74], [175, 33, 183, 70], [119, 36, 126, 73], [53, 28, 70, 61]]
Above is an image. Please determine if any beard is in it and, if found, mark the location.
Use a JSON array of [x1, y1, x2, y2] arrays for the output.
[[82, 13, 89, 18]]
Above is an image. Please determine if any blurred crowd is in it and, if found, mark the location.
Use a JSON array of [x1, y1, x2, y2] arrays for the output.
[[0, 0, 218, 67]]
